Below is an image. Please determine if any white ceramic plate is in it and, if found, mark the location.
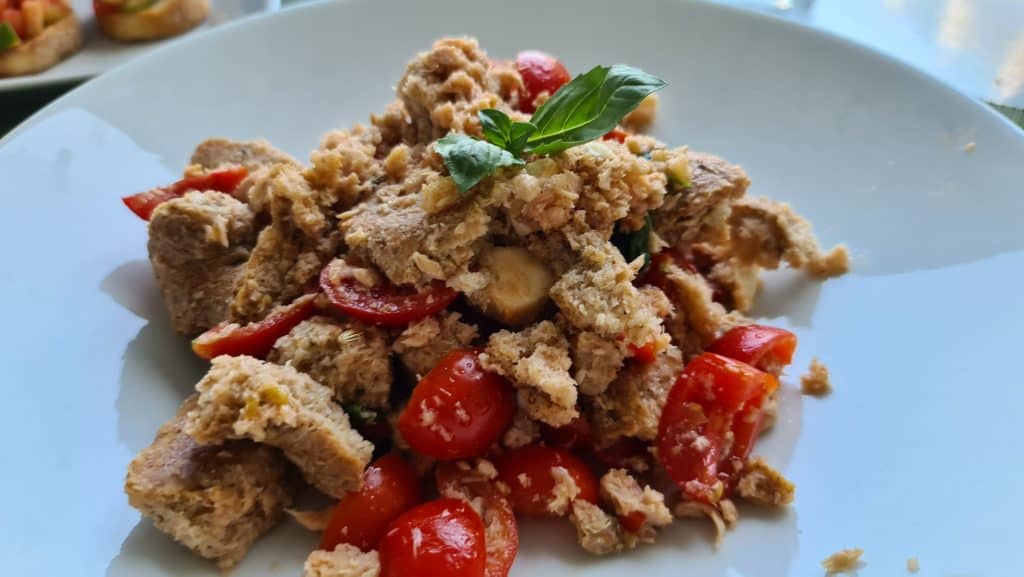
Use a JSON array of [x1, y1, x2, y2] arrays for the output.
[[0, 0, 278, 92], [1, 0, 1022, 575]]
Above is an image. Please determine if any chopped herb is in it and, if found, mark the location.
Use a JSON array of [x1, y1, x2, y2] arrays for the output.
[[344, 403, 379, 426], [612, 213, 653, 274]]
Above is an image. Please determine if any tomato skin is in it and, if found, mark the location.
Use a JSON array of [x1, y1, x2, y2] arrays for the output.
[[319, 263, 458, 328], [594, 436, 651, 470], [191, 294, 317, 360], [656, 353, 777, 503], [540, 415, 593, 451], [602, 128, 629, 143], [619, 511, 647, 533], [398, 350, 516, 460], [435, 463, 518, 577], [122, 167, 248, 221], [628, 340, 658, 363], [320, 453, 422, 552], [379, 499, 487, 577], [707, 324, 797, 373], [2, 9, 24, 37], [514, 50, 570, 113], [495, 446, 598, 517]]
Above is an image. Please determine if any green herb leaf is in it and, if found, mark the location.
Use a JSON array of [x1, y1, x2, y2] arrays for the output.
[[344, 403, 379, 426], [526, 65, 666, 155], [611, 213, 653, 274], [479, 109, 536, 157], [435, 133, 525, 193]]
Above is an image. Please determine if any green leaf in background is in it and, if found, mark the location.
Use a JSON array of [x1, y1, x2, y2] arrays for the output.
[[479, 109, 536, 157], [526, 64, 667, 155], [611, 213, 653, 274], [988, 102, 1024, 131], [435, 133, 525, 193]]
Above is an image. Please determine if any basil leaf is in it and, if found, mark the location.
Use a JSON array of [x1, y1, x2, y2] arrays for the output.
[[479, 109, 536, 157], [344, 403, 378, 426], [611, 213, 653, 274], [527, 64, 666, 155], [435, 133, 524, 193], [479, 109, 514, 148]]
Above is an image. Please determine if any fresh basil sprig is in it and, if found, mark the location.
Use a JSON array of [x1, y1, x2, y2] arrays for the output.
[[436, 64, 666, 193], [435, 133, 524, 193]]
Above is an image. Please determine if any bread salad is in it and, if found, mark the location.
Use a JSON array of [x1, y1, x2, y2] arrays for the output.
[[121, 38, 848, 576], [0, 0, 80, 77]]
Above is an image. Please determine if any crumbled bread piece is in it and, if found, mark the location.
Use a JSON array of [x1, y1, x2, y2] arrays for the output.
[[190, 138, 298, 173], [502, 409, 541, 448], [821, 548, 864, 574], [286, 506, 334, 532], [591, 346, 683, 444], [659, 262, 727, 357], [570, 331, 627, 396], [550, 231, 668, 350], [393, 312, 478, 378], [548, 466, 581, 516], [599, 469, 672, 531], [270, 316, 393, 408], [674, 501, 730, 548], [652, 151, 750, 248], [570, 500, 628, 555], [963, 141, 976, 153], [907, 556, 920, 573], [481, 321, 578, 427], [184, 356, 373, 499], [736, 457, 795, 506], [304, 544, 380, 577], [801, 357, 832, 397], [147, 191, 257, 335], [728, 196, 849, 279], [125, 396, 293, 569]]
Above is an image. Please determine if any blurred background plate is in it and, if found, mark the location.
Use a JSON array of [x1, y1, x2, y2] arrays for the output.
[[0, 0, 279, 92]]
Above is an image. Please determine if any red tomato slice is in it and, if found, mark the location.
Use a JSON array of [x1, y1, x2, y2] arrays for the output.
[[602, 128, 629, 143], [656, 353, 777, 503], [191, 294, 317, 360], [379, 499, 487, 577], [319, 262, 458, 328], [435, 463, 518, 577], [540, 415, 593, 451], [2, 9, 24, 36], [514, 50, 570, 113], [619, 511, 647, 533], [122, 167, 248, 221], [494, 446, 598, 517], [707, 324, 798, 373], [320, 453, 422, 552], [397, 350, 516, 460], [628, 340, 658, 363]]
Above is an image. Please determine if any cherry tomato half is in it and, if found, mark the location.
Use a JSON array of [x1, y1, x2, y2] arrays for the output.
[[707, 324, 797, 373], [398, 350, 516, 460], [320, 453, 422, 552], [379, 499, 487, 577], [319, 261, 458, 328], [656, 353, 778, 503], [191, 294, 317, 360], [514, 50, 571, 113], [494, 445, 598, 517], [435, 463, 518, 577], [122, 167, 248, 221], [540, 415, 593, 451]]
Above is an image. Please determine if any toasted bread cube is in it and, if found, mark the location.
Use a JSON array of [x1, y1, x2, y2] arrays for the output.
[[184, 356, 373, 498], [125, 396, 293, 569]]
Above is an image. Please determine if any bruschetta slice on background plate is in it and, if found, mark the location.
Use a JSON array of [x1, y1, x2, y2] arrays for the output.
[[0, 0, 82, 77], [94, 0, 208, 42]]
